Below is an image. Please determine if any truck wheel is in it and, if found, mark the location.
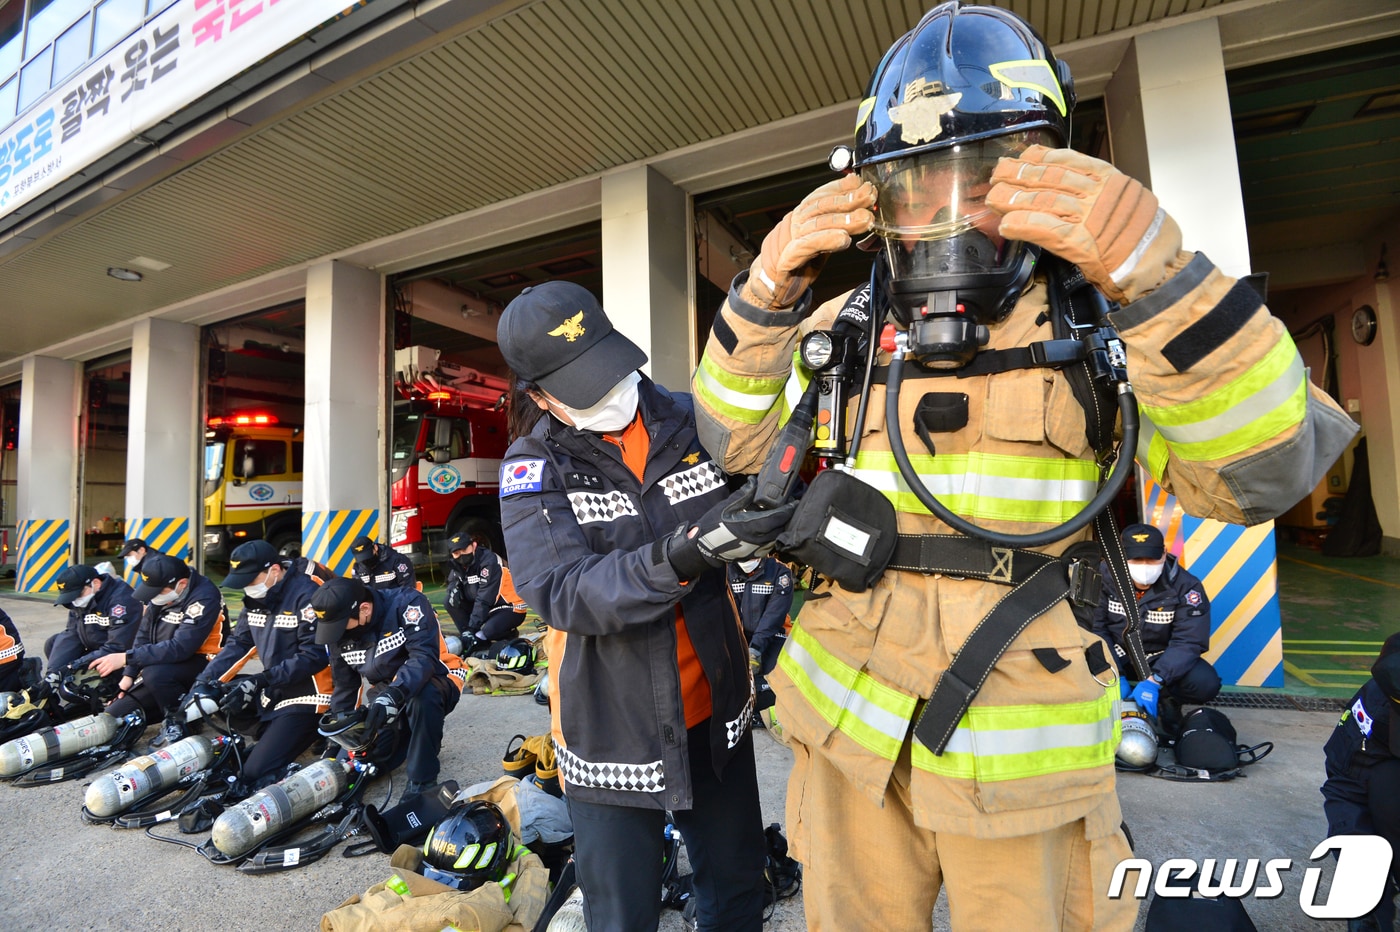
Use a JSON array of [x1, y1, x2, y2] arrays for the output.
[[268, 532, 301, 558]]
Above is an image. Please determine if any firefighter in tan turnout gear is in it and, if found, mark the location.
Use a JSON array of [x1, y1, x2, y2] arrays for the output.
[[692, 4, 1358, 929]]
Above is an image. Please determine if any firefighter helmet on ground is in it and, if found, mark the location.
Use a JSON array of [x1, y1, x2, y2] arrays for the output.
[[420, 801, 514, 891], [495, 638, 536, 675]]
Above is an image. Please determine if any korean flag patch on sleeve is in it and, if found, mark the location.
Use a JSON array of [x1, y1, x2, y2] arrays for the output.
[[501, 459, 545, 497]]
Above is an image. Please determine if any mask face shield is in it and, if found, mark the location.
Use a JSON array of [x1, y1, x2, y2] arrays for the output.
[[861, 129, 1054, 323]]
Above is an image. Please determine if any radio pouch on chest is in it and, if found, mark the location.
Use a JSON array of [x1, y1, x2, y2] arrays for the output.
[[776, 469, 897, 593]]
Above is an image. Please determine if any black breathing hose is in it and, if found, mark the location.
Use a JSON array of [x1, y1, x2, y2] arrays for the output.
[[884, 349, 1139, 548]]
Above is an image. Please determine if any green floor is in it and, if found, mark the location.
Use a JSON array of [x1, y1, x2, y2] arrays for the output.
[[1274, 540, 1400, 698]]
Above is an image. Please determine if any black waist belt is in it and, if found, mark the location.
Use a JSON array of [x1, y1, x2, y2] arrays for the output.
[[890, 534, 1103, 757]]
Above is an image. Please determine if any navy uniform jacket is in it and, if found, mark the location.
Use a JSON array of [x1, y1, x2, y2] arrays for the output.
[[354, 544, 417, 590], [727, 558, 793, 659], [445, 547, 504, 632], [1092, 555, 1210, 685], [198, 557, 330, 719], [1322, 677, 1396, 835], [327, 587, 450, 711], [499, 378, 754, 812], [56, 574, 142, 667], [124, 571, 226, 677]]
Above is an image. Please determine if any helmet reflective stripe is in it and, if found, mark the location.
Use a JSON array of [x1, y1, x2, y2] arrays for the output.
[[1142, 340, 1306, 463], [911, 685, 1118, 781], [452, 843, 482, 870], [778, 623, 917, 761], [988, 60, 1067, 117], [848, 450, 1099, 523]]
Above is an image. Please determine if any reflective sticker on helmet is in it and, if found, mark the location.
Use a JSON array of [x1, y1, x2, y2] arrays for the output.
[[475, 841, 498, 869], [988, 60, 1067, 117], [453, 842, 482, 870], [889, 78, 963, 145], [855, 96, 876, 133]]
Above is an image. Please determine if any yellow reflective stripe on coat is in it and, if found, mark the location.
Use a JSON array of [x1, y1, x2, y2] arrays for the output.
[[1135, 412, 1172, 483], [910, 684, 1119, 782], [778, 622, 917, 760], [849, 450, 1099, 522], [694, 355, 788, 424], [1141, 339, 1307, 462]]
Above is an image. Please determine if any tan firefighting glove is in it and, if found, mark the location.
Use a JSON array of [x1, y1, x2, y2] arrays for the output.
[[740, 174, 876, 311], [986, 145, 1188, 304]]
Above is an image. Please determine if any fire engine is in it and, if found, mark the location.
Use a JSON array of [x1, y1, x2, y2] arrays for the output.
[[390, 347, 510, 566], [203, 413, 303, 561]]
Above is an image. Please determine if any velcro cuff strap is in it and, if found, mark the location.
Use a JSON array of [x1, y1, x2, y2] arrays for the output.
[[1160, 277, 1264, 372], [726, 273, 811, 327], [1109, 252, 1214, 332]]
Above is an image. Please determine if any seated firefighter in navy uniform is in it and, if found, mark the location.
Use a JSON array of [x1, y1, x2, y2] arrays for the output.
[[1322, 634, 1400, 932], [45, 563, 142, 680], [94, 553, 227, 738], [444, 528, 527, 657], [351, 536, 417, 590], [310, 576, 466, 801], [728, 556, 793, 713], [182, 539, 334, 791], [1093, 524, 1221, 725]]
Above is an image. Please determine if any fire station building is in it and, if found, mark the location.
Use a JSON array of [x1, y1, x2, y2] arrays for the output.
[[1, 0, 1397, 685]]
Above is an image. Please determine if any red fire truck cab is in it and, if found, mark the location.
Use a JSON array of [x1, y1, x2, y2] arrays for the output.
[[389, 349, 510, 566]]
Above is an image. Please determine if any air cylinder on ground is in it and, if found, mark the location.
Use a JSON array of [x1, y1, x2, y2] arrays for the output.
[[0, 713, 117, 776], [211, 757, 352, 857], [84, 735, 223, 816]]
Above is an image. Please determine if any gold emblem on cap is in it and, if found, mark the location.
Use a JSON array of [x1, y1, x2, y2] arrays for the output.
[[682, 452, 700, 465], [548, 311, 586, 342], [889, 77, 962, 145], [1132, 533, 1150, 542], [314, 609, 326, 619]]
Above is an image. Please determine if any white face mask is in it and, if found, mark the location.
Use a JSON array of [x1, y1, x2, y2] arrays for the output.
[[124, 554, 142, 570], [1128, 561, 1164, 588], [554, 371, 641, 433], [150, 583, 182, 606], [243, 566, 278, 600], [71, 590, 94, 609], [738, 559, 762, 574]]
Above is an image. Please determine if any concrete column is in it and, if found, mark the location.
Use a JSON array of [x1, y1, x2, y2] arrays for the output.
[[302, 260, 383, 575], [601, 164, 692, 392], [1108, 19, 1281, 685], [15, 356, 80, 593], [125, 318, 201, 564], [1104, 17, 1251, 278]]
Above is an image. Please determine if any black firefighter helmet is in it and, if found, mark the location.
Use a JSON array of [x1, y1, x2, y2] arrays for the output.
[[853, 1, 1075, 329], [420, 801, 514, 891]]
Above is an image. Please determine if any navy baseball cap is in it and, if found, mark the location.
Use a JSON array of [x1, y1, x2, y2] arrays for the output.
[[497, 281, 647, 408], [1121, 524, 1165, 561], [117, 537, 148, 558], [310, 576, 371, 645], [54, 564, 100, 605], [351, 536, 377, 561], [133, 553, 191, 602], [222, 539, 279, 589]]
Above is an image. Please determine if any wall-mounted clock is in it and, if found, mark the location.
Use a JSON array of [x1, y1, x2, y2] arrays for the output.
[[1351, 305, 1378, 346]]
